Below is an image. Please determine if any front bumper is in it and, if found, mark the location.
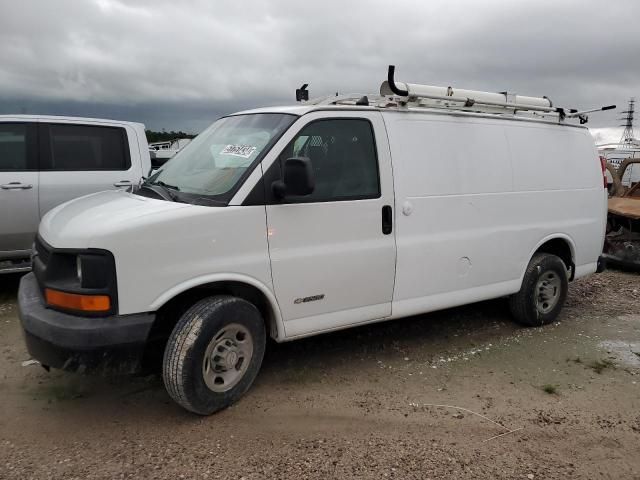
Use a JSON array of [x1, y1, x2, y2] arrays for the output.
[[18, 273, 155, 374]]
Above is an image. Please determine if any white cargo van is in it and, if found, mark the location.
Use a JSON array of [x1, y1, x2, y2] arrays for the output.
[[0, 115, 151, 273], [18, 67, 608, 415]]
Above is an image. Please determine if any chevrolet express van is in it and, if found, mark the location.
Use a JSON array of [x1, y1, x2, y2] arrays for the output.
[[18, 68, 608, 414]]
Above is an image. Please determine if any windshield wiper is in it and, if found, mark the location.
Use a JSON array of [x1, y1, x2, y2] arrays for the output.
[[138, 180, 227, 206], [138, 180, 179, 202], [187, 196, 228, 207], [149, 180, 181, 191]]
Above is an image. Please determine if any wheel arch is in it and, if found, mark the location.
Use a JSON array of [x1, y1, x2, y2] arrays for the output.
[[523, 234, 576, 282], [149, 274, 284, 343]]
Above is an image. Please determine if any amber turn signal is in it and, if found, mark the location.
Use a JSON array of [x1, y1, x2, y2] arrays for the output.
[[45, 289, 111, 312]]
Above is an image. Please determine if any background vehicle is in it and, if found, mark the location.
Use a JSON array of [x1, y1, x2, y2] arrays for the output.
[[0, 115, 151, 273], [149, 138, 192, 168], [604, 157, 640, 269], [18, 67, 608, 415]]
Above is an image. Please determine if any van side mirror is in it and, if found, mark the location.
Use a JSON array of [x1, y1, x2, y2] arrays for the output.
[[272, 157, 315, 199]]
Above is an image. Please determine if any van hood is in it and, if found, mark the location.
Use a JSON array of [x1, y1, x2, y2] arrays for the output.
[[39, 190, 193, 249]]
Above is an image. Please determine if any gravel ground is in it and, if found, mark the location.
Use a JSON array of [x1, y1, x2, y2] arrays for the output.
[[1, 270, 639, 479]]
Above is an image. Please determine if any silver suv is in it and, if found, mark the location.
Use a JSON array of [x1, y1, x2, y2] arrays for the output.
[[0, 115, 150, 273]]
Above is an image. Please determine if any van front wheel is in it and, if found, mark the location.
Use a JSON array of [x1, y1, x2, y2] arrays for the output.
[[509, 253, 568, 327], [162, 295, 266, 415]]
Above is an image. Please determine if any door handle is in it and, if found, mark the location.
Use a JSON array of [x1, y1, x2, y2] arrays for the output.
[[113, 180, 133, 187], [1, 182, 33, 190], [382, 205, 393, 235]]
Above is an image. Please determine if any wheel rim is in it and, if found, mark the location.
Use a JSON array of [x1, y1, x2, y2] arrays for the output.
[[202, 323, 253, 392], [535, 270, 562, 314]]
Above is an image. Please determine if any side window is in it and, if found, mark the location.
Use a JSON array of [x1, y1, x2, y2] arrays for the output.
[[0, 123, 36, 171], [43, 124, 130, 171], [278, 118, 380, 202]]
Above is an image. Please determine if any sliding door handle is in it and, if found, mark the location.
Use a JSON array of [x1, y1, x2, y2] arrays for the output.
[[381, 205, 393, 235]]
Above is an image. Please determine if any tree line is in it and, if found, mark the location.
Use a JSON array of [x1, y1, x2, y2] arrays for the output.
[[145, 130, 197, 143]]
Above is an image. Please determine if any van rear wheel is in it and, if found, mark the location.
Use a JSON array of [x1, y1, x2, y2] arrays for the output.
[[162, 295, 266, 415], [509, 253, 568, 327]]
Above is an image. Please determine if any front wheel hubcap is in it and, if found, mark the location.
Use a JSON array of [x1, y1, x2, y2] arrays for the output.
[[202, 324, 253, 392], [535, 271, 561, 314]]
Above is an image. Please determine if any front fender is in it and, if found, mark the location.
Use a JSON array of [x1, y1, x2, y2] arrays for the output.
[[150, 273, 285, 341]]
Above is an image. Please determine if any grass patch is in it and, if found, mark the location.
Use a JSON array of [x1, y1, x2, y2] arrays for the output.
[[588, 359, 615, 374], [541, 384, 558, 395], [31, 383, 87, 403]]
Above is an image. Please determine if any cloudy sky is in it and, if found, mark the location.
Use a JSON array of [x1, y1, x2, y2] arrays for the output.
[[1, 0, 639, 142]]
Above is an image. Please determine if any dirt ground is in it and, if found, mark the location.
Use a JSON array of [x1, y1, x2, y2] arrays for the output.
[[1, 270, 639, 479]]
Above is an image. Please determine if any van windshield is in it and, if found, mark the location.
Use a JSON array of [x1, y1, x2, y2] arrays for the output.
[[146, 113, 296, 203]]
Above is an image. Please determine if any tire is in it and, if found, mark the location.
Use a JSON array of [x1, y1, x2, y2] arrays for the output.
[[162, 295, 266, 415], [509, 253, 568, 327]]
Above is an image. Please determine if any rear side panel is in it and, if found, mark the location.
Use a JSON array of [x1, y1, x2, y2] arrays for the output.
[[504, 121, 606, 277], [383, 111, 604, 318]]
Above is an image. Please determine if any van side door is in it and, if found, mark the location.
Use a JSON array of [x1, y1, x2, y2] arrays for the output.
[[0, 122, 39, 261], [37, 122, 141, 217], [262, 111, 396, 338]]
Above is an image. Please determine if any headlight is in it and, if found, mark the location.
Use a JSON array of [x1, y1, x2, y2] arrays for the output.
[[76, 254, 112, 289], [35, 243, 117, 316]]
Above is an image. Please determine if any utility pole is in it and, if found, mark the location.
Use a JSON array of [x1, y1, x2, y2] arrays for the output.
[[619, 98, 636, 148]]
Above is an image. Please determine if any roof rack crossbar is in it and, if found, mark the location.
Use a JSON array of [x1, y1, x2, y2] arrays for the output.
[[310, 94, 372, 105]]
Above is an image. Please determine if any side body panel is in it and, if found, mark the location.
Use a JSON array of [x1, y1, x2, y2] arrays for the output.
[[505, 121, 607, 277], [383, 111, 604, 319]]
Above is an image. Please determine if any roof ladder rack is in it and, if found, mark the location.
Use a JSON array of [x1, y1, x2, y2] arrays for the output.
[[380, 65, 615, 123]]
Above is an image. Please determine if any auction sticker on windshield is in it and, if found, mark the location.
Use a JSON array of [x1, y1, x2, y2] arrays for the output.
[[220, 145, 257, 159]]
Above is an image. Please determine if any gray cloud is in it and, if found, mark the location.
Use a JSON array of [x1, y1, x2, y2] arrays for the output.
[[1, 0, 638, 133]]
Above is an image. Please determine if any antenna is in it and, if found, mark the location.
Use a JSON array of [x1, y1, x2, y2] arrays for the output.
[[619, 98, 636, 149]]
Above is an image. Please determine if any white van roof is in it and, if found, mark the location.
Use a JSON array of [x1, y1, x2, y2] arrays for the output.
[[232, 103, 590, 130], [0, 114, 145, 129]]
